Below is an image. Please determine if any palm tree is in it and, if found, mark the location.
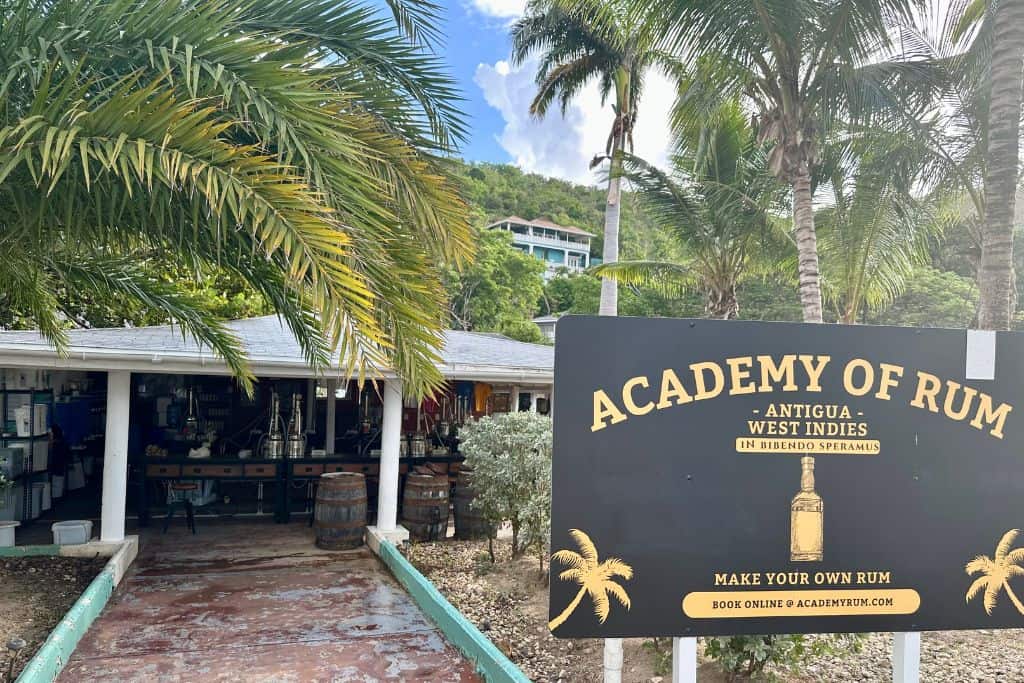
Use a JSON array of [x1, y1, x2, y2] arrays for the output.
[[593, 102, 787, 319], [856, 0, 1022, 327], [549, 528, 633, 631], [632, 0, 921, 323], [511, 0, 681, 317], [965, 528, 1024, 615], [815, 144, 941, 324], [0, 0, 471, 394], [963, 0, 1024, 330]]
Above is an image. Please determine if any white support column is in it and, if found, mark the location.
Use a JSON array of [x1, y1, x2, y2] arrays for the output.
[[511, 386, 520, 413], [376, 379, 403, 531], [672, 637, 697, 683], [893, 632, 920, 683], [530, 391, 538, 412], [603, 638, 623, 683], [100, 370, 131, 543], [325, 379, 337, 454]]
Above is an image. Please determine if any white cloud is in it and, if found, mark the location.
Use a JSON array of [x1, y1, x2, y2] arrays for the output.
[[469, 0, 528, 19], [475, 57, 674, 185]]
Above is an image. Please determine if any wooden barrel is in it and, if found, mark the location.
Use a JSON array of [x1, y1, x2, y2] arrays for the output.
[[314, 472, 367, 550], [454, 470, 491, 540], [401, 473, 449, 541]]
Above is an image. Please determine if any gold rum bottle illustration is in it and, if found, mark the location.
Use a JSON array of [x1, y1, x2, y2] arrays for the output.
[[790, 456, 823, 561]]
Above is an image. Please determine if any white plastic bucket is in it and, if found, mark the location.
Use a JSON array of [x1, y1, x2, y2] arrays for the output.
[[51, 520, 92, 545], [41, 481, 51, 511], [52, 475, 65, 498], [0, 521, 19, 547]]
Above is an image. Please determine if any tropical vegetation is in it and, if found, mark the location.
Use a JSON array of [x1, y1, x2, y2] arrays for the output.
[[511, 0, 682, 316], [459, 411, 553, 571], [0, 0, 471, 393], [592, 102, 786, 318]]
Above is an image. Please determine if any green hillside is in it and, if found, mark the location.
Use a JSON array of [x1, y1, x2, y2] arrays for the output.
[[448, 159, 981, 332]]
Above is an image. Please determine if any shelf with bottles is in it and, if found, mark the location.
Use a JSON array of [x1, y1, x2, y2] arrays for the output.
[[0, 387, 54, 523], [1, 388, 54, 438]]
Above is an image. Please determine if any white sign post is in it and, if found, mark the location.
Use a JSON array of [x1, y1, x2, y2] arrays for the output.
[[672, 637, 697, 683], [892, 632, 921, 683]]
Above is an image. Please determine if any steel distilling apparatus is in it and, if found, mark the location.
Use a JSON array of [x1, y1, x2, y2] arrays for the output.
[[286, 394, 306, 458], [261, 391, 285, 459], [183, 387, 200, 438]]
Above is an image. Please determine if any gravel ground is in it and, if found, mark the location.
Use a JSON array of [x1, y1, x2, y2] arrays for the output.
[[0, 556, 107, 682], [406, 538, 1024, 682]]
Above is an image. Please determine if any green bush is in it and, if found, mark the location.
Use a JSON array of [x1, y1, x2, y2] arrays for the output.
[[459, 411, 552, 573], [704, 633, 862, 680]]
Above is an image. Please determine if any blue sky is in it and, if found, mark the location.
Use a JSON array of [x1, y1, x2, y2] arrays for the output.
[[398, 0, 674, 184], [439, 2, 518, 164]]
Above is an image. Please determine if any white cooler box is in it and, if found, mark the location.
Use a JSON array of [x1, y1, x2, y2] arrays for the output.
[[52, 520, 92, 545]]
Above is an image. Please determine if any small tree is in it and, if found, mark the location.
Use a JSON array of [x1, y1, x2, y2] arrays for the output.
[[459, 412, 552, 572]]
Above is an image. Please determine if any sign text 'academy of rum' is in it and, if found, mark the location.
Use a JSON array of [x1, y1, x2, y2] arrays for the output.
[[790, 456, 823, 561]]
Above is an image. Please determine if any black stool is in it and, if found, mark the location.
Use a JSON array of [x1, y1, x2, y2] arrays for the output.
[[163, 482, 198, 534]]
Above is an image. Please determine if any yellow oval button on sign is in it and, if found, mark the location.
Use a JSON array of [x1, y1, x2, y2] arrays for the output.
[[682, 588, 921, 618]]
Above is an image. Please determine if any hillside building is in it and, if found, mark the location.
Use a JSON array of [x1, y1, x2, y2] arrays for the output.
[[486, 216, 596, 280]]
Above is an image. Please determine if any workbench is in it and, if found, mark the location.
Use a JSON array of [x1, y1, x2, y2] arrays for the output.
[[137, 453, 465, 525]]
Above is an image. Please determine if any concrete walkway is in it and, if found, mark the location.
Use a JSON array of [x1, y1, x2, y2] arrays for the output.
[[60, 521, 481, 682]]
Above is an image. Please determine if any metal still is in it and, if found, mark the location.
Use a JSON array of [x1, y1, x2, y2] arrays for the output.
[[286, 394, 306, 458], [262, 391, 285, 459]]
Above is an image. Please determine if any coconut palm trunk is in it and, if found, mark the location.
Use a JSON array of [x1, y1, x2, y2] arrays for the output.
[[706, 286, 739, 319], [977, 0, 1024, 330], [599, 161, 622, 316], [599, 71, 630, 318], [1004, 580, 1024, 614], [548, 586, 587, 631], [792, 164, 824, 323]]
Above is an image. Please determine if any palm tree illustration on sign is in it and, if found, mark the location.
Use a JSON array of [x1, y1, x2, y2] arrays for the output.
[[965, 529, 1024, 615], [548, 529, 633, 631]]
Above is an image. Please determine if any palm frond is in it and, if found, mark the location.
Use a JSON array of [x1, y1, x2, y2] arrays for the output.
[[569, 528, 599, 566], [559, 567, 587, 582], [966, 555, 994, 575], [0, 0, 471, 397], [552, 549, 587, 569], [599, 557, 634, 580], [997, 529, 1020, 561], [966, 575, 988, 602], [604, 580, 631, 610], [590, 585, 611, 623]]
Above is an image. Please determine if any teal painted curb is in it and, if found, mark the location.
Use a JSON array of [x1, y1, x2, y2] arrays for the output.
[[16, 566, 115, 682], [0, 544, 60, 557], [378, 540, 531, 683]]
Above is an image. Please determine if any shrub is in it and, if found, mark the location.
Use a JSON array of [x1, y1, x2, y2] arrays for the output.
[[459, 411, 552, 573], [704, 633, 862, 680]]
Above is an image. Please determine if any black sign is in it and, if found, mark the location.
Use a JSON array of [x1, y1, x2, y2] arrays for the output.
[[549, 316, 1024, 637]]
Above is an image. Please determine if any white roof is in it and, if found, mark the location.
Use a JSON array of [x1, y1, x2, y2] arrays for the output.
[[486, 216, 595, 238], [0, 316, 553, 384]]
